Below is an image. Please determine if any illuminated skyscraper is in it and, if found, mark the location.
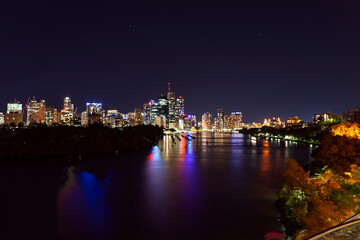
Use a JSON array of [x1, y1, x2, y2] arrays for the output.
[[182, 114, 196, 131], [202, 112, 213, 130], [190, 115, 196, 128], [175, 96, 184, 128], [105, 110, 120, 128], [0, 113, 4, 125], [224, 115, 231, 130], [217, 108, 224, 130], [127, 112, 135, 126], [5, 100, 23, 125], [179, 116, 184, 130], [142, 83, 185, 129], [177, 96, 184, 116], [134, 108, 143, 125], [45, 106, 58, 125], [60, 97, 74, 125], [81, 111, 88, 126], [86, 102, 102, 125], [143, 100, 155, 125], [101, 109, 106, 124], [214, 118, 219, 130], [231, 112, 242, 130], [157, 94, 169, 127], [27, 98, 46, 125], [155, 115, 165, 127], [60, 109, 73, 125], [63, 97, 74, 112], [7, 101, 22, 113], [151, 102, 158, 125], [167, 85, 176, 129]]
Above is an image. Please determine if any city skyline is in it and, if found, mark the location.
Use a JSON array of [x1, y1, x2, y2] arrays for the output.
[[1, 1, 360, 122], [1, 88, 359, 124]]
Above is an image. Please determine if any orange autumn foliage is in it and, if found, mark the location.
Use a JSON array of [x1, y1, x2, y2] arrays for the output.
[[279, 159, 360, 239], [331, 122, 360, 139], [282, 159, 310, 189]]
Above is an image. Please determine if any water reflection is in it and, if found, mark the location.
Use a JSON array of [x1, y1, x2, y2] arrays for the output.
[[144, 134, 200, 236], [57, 167, 111, 240], [2, 133, 313, 239]]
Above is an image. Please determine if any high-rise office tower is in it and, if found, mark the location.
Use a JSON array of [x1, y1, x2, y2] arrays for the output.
[[190, 115, 196, 128], [202, 112, 213, 130], [105, 110, 120, 128], [60, 109, 73, 125], [224, 115, 231, 130], [63, 97, 74, 112], [5, 100, 23, 125], [177, 96, 185, 116], [167, 83, 176, 129], [45, 106, 58, 125], [175, 96, 184, 128], [27, 98, 46, 125], [86, 102, 102, 125], [134, 108, 143, 125], [217, 108, 224, 130], [126, 112, 135, 126], [157, 94, 169, 127], [231, 112, 243, 130], [0, 113, 4, 125], [143, 100, 155, 125], [155, 115, 165, 127], [60, 97, 74, 125], [151, 101, 159, 125], [101, 109, 106, 124], [81, 111, 88, 126], [182, 114, 196, 131]]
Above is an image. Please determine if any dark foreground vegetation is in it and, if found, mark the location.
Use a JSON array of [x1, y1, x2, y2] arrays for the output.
[[0, 124, 163, 161], [277, 123, 360, 239]]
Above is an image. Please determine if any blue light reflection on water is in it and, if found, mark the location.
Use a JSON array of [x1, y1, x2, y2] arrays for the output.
[[52, 132, 312, 239], [144, 135, 200, 233], [78, 171, 110, 226], [57, 169, 111, 239]]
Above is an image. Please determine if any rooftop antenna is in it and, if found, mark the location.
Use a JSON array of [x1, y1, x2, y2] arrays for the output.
[[168, 82, 171, 92]]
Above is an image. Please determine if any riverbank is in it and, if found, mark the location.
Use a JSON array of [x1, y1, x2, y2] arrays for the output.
[[239, 125, 325, 145], [277, 123, 360, 239], [249, 134, 319, 145], [0, 124, 163, 162]]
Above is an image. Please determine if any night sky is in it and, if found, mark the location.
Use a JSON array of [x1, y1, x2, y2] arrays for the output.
[[1, 0, 360, 122]]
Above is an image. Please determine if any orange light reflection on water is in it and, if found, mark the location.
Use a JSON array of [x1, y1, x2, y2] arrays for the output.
[[259, 139, 271, 172]]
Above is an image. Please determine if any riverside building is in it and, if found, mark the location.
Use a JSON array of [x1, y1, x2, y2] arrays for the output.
[[202, 112, 213, 130]]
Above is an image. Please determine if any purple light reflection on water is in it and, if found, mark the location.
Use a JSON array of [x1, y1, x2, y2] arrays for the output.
[[144, 137, 201, 236], [57, 169, 111, 240], [0, 133, 313, 240]]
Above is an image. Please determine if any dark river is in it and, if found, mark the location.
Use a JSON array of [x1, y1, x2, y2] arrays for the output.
[[0, 132, 313, 240]]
